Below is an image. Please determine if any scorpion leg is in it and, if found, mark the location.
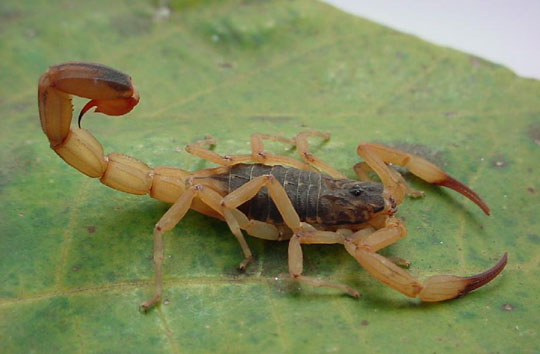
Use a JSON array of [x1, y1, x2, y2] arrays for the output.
[[353, 162, 372, 181], [141, 187, 196, 311], [250, 133, 312, 170], [185, 134, 310, 170], [252, 130, 346, 178], [293, 131, 346, 178], [347, 217, 407, 251], [185, 136, 252, 166], [354, 162, 424, 198], [251, 131, 344, 177], [222, 208, 282, 270], [349, 218, 411, 267], [287, 230, 360, 297], [224, 208, 282, 241], [221, 175, 303, 233], [357, 143, 489, 214], [141, 183, 224, 311], [186, 131, 344, 177], [221, 175, 358, 296]]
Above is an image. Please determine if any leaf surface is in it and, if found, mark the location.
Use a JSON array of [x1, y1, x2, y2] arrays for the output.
[[0, 0, 538, 352]]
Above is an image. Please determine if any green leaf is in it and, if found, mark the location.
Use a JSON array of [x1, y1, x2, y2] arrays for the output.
[[1, 0, 538, 352]]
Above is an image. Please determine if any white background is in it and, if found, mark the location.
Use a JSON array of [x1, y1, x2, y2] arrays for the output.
[[322, 0, 540, 80]]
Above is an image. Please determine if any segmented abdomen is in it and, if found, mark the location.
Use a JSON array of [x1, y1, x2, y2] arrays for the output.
[[217, 164, 323, 224]]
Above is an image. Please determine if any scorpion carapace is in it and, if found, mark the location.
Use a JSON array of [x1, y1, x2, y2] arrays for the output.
[[38, 62, 507, 311], [210, 164, 389, 227]]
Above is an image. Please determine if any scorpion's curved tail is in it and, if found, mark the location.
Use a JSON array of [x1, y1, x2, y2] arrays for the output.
[[38, 62, 187, 202]]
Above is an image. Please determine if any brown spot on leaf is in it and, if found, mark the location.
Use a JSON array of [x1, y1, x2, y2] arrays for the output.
[[527, 234, 539, 244], [153, 5, 170, 22], [250, 115, 293, 123], [490, 154, 509, 168], [501, 303, 514, 311], [361, 320, 369, 326], [469, 55, 494, 69], [527, 187, 535, 194], [110, 13, 151, 36], [72, 266, 79, 272], [0, 9, 23, 28], [24, 28, 36, 38], [470, 56, 481, 69], [387, 141, 443, 166], [86, 226, 96, 233], [527, 123, 540, 146], [443, 111, 456, 118], [14, 102, 29, 112], [217, 61, 234, 69]]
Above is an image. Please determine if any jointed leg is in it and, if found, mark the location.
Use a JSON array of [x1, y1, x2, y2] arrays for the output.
[[354, 162, 424, 198], [221, 178, 414, 298], [186, 131, 347, 180], [223, 209, 253, 270], [347, 217, 407, 251], [250, 133, 311, 170], [287, 230, 360, 297], [186, 133, 311, 170], [294, 131, 346, 178], [224, 208, 282, 241], [353, 162, 372, 181], [185, 136, 252, 166], [186, 134, 314, 171], [283, 218, 410, 297], [280, 223, 406, 296], [357, 143, 489, 214], [251, 131, 347, 178], [220, 174, 357, 296], [140, 183, 226, 311], [221, 175, 303, 232], [141, 187, 197, 311]]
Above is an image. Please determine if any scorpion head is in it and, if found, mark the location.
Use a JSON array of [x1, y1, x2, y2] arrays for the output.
[[317, 178, 394, 226]]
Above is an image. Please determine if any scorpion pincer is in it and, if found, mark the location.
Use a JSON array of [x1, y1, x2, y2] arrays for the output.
[[38, 62, 507, 311]]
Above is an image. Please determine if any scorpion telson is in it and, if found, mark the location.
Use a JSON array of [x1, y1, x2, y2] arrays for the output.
[[38, 62, 507, 311]]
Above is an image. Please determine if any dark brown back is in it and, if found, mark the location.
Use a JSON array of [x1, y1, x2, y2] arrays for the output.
[[216, 164, 323, 224]]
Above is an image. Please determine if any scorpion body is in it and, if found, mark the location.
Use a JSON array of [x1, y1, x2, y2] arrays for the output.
[[211, 164, 387, 228], [37, 62, 507, 311]]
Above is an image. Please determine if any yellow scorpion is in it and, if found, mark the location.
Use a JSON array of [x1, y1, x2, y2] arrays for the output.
[[38, 62, 507, 311]]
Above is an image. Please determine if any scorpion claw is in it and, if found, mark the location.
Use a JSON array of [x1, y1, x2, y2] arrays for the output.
[[434, 175, 490, 215], [418, 253, 508, 301], [456, 252, 508, 296]]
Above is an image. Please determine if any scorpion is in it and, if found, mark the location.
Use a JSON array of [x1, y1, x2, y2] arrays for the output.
[[38, 62, 507, 311]]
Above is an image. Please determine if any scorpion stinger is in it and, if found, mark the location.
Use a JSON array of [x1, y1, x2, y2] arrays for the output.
[[78, 92, 140, 128]]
